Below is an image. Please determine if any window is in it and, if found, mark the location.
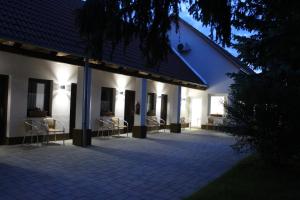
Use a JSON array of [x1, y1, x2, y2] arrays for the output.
[[100, 87, 115, 116], [210, 96, 225, 116], [27, 78, 52, 117], [147, 93, 156, 116]]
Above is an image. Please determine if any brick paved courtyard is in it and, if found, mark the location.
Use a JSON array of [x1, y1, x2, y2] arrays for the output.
[[0, 130, 245, 200]]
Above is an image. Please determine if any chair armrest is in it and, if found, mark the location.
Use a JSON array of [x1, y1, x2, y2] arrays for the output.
[[24, 121, 39, 130], [119, 119, 129, 127]]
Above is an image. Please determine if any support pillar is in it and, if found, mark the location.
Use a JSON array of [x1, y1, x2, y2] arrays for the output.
[[73, 58, 92, 146], [132, 78, 147, 138], [170, 86, 182, 133]]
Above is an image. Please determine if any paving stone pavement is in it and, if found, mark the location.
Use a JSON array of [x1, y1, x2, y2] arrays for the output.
[[0, 130, 246, 200]]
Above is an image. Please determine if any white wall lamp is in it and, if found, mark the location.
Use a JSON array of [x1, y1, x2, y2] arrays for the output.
[[116, 90, 124, 95], [59, 85, 66, 90]]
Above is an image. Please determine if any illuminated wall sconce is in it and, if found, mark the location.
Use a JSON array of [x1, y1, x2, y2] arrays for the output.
[[60, 85, 66, 90], [117, 90, 124, 95]]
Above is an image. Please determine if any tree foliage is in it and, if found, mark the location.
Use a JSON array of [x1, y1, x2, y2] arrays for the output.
[[226, 69, 300, 163], [232, 0, 300, 71], [225, 0, 300, 163], [76, 0, 232, 65]]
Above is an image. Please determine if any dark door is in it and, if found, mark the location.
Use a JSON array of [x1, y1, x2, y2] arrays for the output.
[[124, 90, 135, 132], [0, 75, 9, 144], [160, 94, 168, 122], [69, 83, 77, 138]]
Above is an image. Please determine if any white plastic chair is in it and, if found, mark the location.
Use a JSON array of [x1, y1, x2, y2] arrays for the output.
[[96, 119, 114, 137], [43, 117, 65, 144], [108, 117, 129, 137], [23, 120, 46, 144]]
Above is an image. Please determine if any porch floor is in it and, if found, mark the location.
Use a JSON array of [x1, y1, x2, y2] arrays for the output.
[[0, 130, 246, 200]]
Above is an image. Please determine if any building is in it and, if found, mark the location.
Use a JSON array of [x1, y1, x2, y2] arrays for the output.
[[169, 19, 251, 129], [0, 0, 247, 145]]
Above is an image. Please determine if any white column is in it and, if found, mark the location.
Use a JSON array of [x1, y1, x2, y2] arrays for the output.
[[134, 78, 147, 126], [171, 85, 181, 124], [73, 59, 92, 146], [170, 85, 182, 133], [133, 78, 147, 138]]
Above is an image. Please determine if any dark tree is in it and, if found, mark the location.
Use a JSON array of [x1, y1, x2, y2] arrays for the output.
[[76, 0, 232, 65], [226, 0, 300, 163]]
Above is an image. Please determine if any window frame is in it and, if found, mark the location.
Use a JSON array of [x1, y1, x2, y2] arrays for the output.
[[100, 87, 116, 116], [208, 94, 226, 117], [27, 78, 53, 118]]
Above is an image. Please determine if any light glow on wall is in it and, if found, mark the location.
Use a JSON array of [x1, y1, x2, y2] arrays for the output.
[[51, 63, 75, 132], [114, 75, 131, 92], [190, 97, 202, 127], [155, 82, 164, 96], [155, 82, 164, 119], [114, 75, 131, 119], [53, 64, 74, 87], [210, 96, 225, 115]]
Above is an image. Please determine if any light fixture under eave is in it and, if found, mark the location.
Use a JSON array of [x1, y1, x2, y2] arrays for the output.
[[138, 71, 149, 76]]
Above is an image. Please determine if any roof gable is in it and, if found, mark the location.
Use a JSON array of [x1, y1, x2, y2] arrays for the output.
[[178, 18, 253, 74]]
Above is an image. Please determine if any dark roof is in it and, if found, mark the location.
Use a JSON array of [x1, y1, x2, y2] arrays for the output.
[[0, 0, 206, 87], [179, 19, 253, 74]]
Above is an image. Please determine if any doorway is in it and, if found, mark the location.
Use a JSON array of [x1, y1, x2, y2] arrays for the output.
[[124, 90, 135, 132], [190, 97, 202, 128], [69, 83, 77, 138], [0, 74, 9, 144], [160, 94, 168, 122]]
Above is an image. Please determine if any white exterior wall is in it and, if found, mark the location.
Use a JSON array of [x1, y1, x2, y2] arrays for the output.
[[0, 51, 78, 137], [75, 69, 137, 131], [75, 69, 183, 131], [181, 87, 206, 127], [147, 80, 177, 125], [169, 21, 241, 125]]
